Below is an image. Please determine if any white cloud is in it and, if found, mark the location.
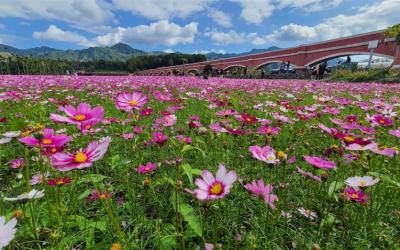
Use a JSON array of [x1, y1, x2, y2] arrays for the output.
[[276, 0, 342, 12], [192, 49, 227, 54], [112, 0, 213, 20], [164, 49, 174, 53], [33, 25, 96, 47], [33, 20, 198, 47], [0, 0, 114, 30], [266, 0, 400, 42], [209, 10, 232, 28], [121, 20, 198, 46], [205, 29, 247, 45], [230, 0, 275, 24]]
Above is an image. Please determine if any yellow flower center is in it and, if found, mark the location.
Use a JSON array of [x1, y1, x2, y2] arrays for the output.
[[74, 114, 86, 121], [111, 242, 122, 250], [344, 136, 355, 142], [359, 181, 366, 187], [129, 100, 138, 106], [42, 138, 52, 144], [99, 194, 107, 200], [277, 151, 286, 158], [74, 152, 88, 163], [210, 182, 223, 195], [145, 167, 150, 171], [56, 180, 65, 185], [351, 193, 359, 199], [379, 119, 385, 124], [266, 128, 272, 133]]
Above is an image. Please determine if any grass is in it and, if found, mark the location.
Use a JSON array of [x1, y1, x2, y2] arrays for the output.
[[327, 69, 400, 83], [0, 75, 399, 249]]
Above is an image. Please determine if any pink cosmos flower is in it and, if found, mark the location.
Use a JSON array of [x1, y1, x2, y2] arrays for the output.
[[186, 164, 237, 200], [88, 189, 112, 202], [345, 176, 379, 188], [140, 108, 153, 116], [47, 176, 71, 186], [244, 179, 278, 209], [30, 173, 50, 185], [137, 162, 158, 174], [50, 137, 111, 171], [19, 128, 71, 148], [249, 145, 278, 164], [303, 156, 336, 169], [115, 91, 148, 112], [209, 123, 227, 133], [389, 129, 400, 138], [298, 207, 318, 220], [151, 132, 168, 145], [295, 166, 322, 182], [50, 102, 104, 125], [10, 158, 25, 169], [368, 114, 393, 127], [344, 187, 368, 204], [257, 126, 280, 136], [346, 142, 378, 151]]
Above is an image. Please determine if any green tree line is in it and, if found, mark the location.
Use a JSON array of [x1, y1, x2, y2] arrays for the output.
[[0, 52, 206, 75]]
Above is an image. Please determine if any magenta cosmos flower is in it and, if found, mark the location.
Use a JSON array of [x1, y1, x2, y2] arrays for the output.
[[115, 91, 148, 112], [50, 137, 111, 171], [344, 187, 368, 204], [186, 164, 237, 200], [50, 103, 104, 125], [303, 156, 336, 169], [244, 179, 278, 210], [137, 162, 157, 174], [19, 128, 71, 148]]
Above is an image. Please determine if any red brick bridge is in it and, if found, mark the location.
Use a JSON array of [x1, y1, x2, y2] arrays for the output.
[[136, 29, 400, 76]]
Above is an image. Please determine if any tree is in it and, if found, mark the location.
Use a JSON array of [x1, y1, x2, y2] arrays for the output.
[[385, 23, 400, 46], [203, 64, 213, 76]]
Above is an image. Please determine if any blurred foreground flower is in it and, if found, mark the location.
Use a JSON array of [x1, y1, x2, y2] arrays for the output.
[[4, 189, 44, 201], [0, 216, 17, 249]]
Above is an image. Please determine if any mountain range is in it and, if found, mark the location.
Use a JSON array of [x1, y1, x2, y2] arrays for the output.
[[0, 43, 280, 62]]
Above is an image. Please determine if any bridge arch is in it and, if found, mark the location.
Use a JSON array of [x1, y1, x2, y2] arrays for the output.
[[255, 61, 301, 69], [305, 51, 395, 67], [222, 64, 247, 71], [185, 68, 201, 75]]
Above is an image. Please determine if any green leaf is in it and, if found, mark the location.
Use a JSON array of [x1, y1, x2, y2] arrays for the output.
[[77, 174, 107, 184], [88, 220, 107, 231], [181, 145, 206, 158], [78, 189, 91, 200], [156, 235, 177, 250], [181, 163, 193, 185], [328, 181, 344, 198], [191, 169, 202, 175], [179, 203, 202, 237], [368, 172, 400, 188]]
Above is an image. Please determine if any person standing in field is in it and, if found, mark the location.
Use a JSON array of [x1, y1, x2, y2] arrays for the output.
[[317, 61, 327, 80], [286, 61, 291, 73]]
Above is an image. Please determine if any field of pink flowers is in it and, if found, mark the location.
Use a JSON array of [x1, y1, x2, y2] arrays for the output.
[[0, 75, 400, 249]]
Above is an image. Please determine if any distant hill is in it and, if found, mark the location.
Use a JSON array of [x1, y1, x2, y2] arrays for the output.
[[205, 46, 280, 60], [0, 43, 281, 62], [0, 43, 159, 62]]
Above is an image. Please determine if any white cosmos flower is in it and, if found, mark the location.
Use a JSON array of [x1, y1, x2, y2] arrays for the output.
[[0, 137, 12, 144], [345, 176, 379, 188], [3, 131, 20, 138], [0, 216, 17, 249], [298, 207, 318, 220], [4, 189, 45, 201]]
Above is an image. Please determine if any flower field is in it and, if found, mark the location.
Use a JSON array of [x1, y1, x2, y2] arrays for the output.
[[0, 75, 400, 249]]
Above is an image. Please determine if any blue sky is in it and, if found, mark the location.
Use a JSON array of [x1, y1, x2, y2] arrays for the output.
[[0, 0, 399, 54]]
